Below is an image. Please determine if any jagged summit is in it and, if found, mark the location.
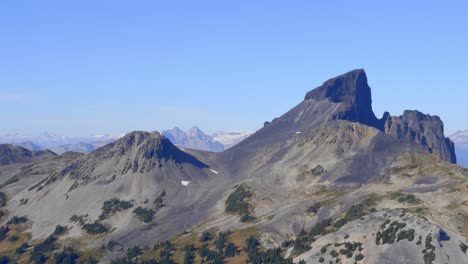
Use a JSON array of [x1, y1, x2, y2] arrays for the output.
[[383, 110, 456, 163], [304, 69, 380, 129], [304, 69, 368, 103], [226, 69, 456, 164]]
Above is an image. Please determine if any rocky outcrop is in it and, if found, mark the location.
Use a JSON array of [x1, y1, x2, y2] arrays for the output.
[[304, 69, 381, 129], [383, 110, 456, 163], [303, 69, 456, 163]]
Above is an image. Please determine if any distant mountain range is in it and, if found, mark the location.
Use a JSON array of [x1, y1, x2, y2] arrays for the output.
[[162, 127, 253, 152], [450, 130, 468, 167], [0, 129, 253, 154], [0, 132, 121, 154]]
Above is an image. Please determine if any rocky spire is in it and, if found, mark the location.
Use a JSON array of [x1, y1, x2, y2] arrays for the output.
[[304, 69, 381, 129]]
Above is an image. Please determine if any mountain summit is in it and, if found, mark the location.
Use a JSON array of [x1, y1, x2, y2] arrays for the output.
[[304, 69, 380, 128], [306, 69, 456, 163]]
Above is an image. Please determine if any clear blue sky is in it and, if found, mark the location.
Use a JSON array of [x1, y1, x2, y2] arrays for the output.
[[1, 1, 467, 136]]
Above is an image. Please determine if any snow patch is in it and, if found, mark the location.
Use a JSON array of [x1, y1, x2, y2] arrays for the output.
[[296, 131, 301, 134], [181, 181, 190, 186]]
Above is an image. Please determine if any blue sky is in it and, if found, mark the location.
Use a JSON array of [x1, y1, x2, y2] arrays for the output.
[[1, 1, 467, 136]]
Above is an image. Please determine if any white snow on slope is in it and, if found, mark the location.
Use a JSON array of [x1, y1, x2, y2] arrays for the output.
[[181, 181, 190, 186]]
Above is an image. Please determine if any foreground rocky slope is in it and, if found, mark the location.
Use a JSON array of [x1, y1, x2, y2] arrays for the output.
[[0, 69, 466, 264]]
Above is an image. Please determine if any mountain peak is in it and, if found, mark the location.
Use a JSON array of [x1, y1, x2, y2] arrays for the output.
[[304, 69, 368, 103], [188, 126, 203, 134], [304, 69, 380, 129]]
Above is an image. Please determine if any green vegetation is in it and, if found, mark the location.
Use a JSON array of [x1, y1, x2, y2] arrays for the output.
[[200, 231, 213, 242], [154, 190, 166, 210], [99, 198, 134, 220], [0, 256, 9, 264], [391, 192, 420, 204], [1, 176, 19, 187], [7, 216, 28, 225], [82, 221, 109, 234], [53, 225, 67, 236], [422, 234, 436, 264], [69, 214, 87, 226], [182, 244, 195, 264], [224, 242, 238, 257], [460, 243, 468, 254], [133, 207, 155, 223], [337, 242, 363, 259], [15, 242, 29, 254], [333, 197, 376, 230], [242, 236, 292, 264], [0, 192, 7, 207], [30, 235, 56, 263], [375, 220, 414, 245], [0, 226, 10, 241], [20, 198, 28, 205], [54, 247, 79, 264], [225, 184, 255, 223], [310, 165, 325, 176], [306, 203, 321, 214]]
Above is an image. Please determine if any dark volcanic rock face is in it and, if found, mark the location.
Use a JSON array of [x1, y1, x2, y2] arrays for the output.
[[304, 69, 381, 129], [304, 69, 456, 163], [383, 110, 456, 163]]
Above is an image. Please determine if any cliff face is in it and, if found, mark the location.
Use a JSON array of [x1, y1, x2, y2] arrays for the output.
[[304, 69, 381, 129], [383, 110, 456, 163], [304, 69, 456, 163]]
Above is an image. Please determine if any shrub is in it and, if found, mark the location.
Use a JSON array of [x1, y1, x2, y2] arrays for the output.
[[154, 190, 166, 210], [200, 231, 213, 242], [0, 226, 9, 241], [99, 198, 134, 220], [133, 207, 155, 223], [182, 244, 195, 264], [225, 184, 255, 222], [0, 192, 6, 207], [82, 221, 109, 234], [333, 198, 375, 230], [7, 216, 28, 225], [306, 203, 321, 214], [54, 225, 67, 236], [225, 242, 238, 257], [30, 235, 56, 263], [0, 256, 9, 264], [310, 165, 325, 176], [126, 245, 143, 260], [15, 242, 29, 254], [54, 247, 79, 264]]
